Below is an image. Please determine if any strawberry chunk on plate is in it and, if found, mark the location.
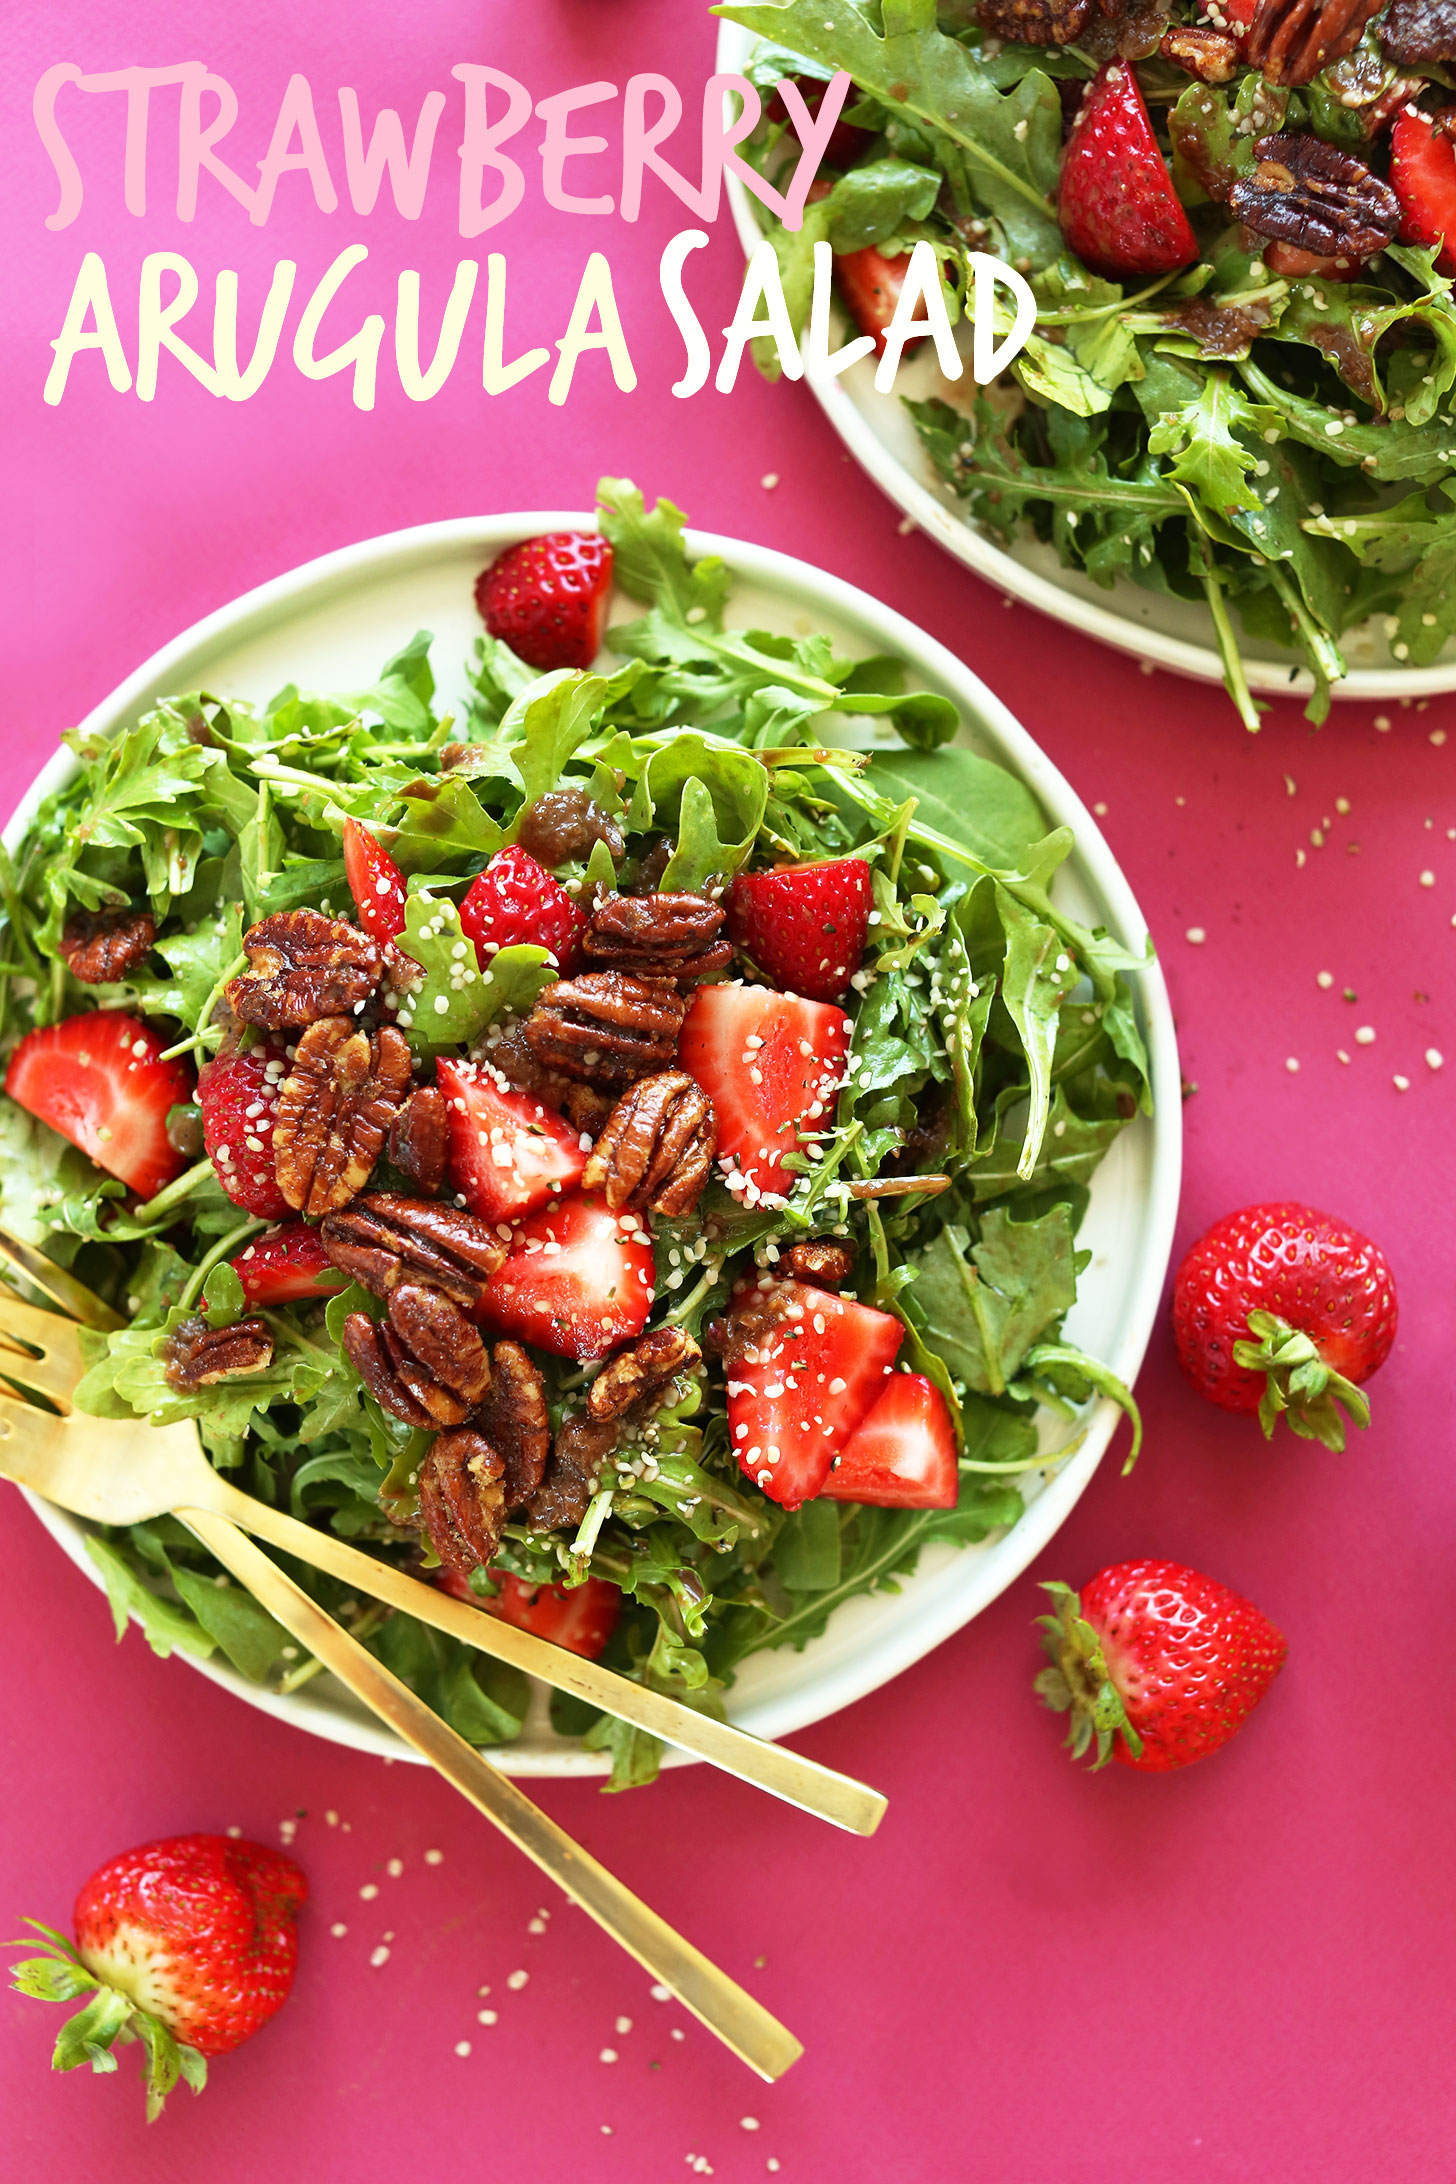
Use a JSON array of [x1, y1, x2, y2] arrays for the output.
[[1059, 62, 1197, 279], [820, 1372, 958, 1509], [474, 531, 614, 671], [197, 1040, 290, 1218], [726, 856, 872, 1004], [342, 818, 408, 944], [5, 1010, 193, 1200], [835, 246, 914, 356], [458, 846, 586, 974], [678, 981, 851, 1206], [436, 1566, 623, 1659], [1391, 106, 1456, 274], [726, 1278, 904, 1508], [230, 1223, 348, 1308], [474, 1191, 654, 1361], [437, 1056, 587, 1224]]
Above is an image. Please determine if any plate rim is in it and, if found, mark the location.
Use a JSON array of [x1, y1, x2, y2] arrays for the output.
[[714, 16, 1456, 704], [4, 507, 1182, 1772]]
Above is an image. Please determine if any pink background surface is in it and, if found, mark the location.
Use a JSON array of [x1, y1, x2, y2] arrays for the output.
[[5, 2, 1456, 2177]]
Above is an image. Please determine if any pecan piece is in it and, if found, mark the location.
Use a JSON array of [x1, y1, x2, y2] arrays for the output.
[[580, 1071, 716, 1218], [523, 971, 686, 1086], [341, 1283, 492, 1429], [561, 1082, 615, 1137], [582, 893, 732, 984], [978, 0, 1090, 39], [782, 1239, 856, 1291], [272, 1018, 412, 1217], [389, 1085, 448, 1194], [320, 1191, 507, 1307], [516, 788, 624, 867], [59, 907, 156, 985], [226, 909, 382, 1029], [163, 1314, 273, 1389], [1160, 24, 1239, 80], [418, 1428, 506, 1575], [587, 1326, 701, 1423], [1229, 131, 1399, 262], [475, 1341, 551, 1510], [1381, 0, 1456, 63], [527, 1412, 619, 1533], [1244, 0, 1385, 86]]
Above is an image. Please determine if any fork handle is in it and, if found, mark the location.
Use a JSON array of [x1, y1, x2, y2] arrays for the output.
[[178, 1507, 801, 2082], [206, 1479, 886, 1838]]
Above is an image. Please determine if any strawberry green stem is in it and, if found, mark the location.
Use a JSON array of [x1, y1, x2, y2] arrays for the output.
[[1033, 1582, 1143, 1768], [1232, 1308, 1371, 1451]]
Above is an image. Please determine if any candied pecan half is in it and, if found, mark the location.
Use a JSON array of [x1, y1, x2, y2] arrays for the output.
[[1160, 24, 1239, 79], [582, 893, 732, 984], [782, 1239, 856, 1291], [1380, 0, 1456, 61], [587, 1326, 701, 1423], [1244, 0, 1384, 86], [163, 1314, 273, 1389], [59, 907, 156, 985], [480, 1022, 566, 1099], [1229, 131, 1399, 261], [523, 971, 686, 1086], [516, 788, 624, 867], [389, 1085, 448, 1194], [321, 1191, 507, 1307], [978, 0, 1089, 39], [272, 1018, 412, 1217], [419, 1428, 506, 1575], [341, 1283, 492, 1428], [527, 1412, 619, 1533], [580, 1071, 716, 1218], [475, 1340, 551, 1510], [226, 909, 382, 1029]]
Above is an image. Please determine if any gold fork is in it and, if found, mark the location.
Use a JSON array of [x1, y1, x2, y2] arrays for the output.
[[0, 1230, 883, 1837], [0, 1286, 804, 2079]]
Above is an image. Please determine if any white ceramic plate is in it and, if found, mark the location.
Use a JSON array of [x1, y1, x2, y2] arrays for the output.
[[716, 19, 1456, 703], [4, 513, 1181, 1772]]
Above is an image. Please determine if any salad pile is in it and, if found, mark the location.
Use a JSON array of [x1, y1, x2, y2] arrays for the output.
[[722, 0, 1456, 724], [0, 481, 1148, 1787]]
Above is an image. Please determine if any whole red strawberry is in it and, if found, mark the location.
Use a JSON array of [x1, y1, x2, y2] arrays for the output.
[[1058, 61, 1198, 279], [475, 530, 613, 671], [725, 856, 873, 1003], [1036, 1560, 1287, 1772], [1173, 1201, 1396, 1450], [197, 1040, 290, 1218], [458, 845, 586, 974], [10, 1833, 306, 2119]]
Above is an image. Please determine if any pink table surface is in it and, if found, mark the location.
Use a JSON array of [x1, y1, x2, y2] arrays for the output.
[[5, 3, 1456, 2177]]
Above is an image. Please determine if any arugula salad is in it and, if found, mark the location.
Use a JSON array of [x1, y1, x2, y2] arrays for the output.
[[721, 0, 1456, 725], [0, 481, 1148, 1788]]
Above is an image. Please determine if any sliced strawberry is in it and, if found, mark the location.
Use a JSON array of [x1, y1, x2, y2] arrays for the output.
[[1261, 240, 1362, 284], [835, 246, 913, 356], [434, 1565, 623, 1659], [821, 1372, 958, 1509], [678, 980, 851, 1206], [772, 76, 873, 171], [474, 1192, 655, 1361], [230, 1223, 348, 1307], [341, 817, 408, 944], [197, 1041, 290, 1219], [726, 1277, 904, 1508], [458, 846, 587, 974], [474, 531, 614, 671], [726, 856, 872, 1004], [436, 1055, 587, 1223], [1059, 62, 1198, 279], [4, 1011, 192, 1200], [1391, 107, 1456, 274]]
